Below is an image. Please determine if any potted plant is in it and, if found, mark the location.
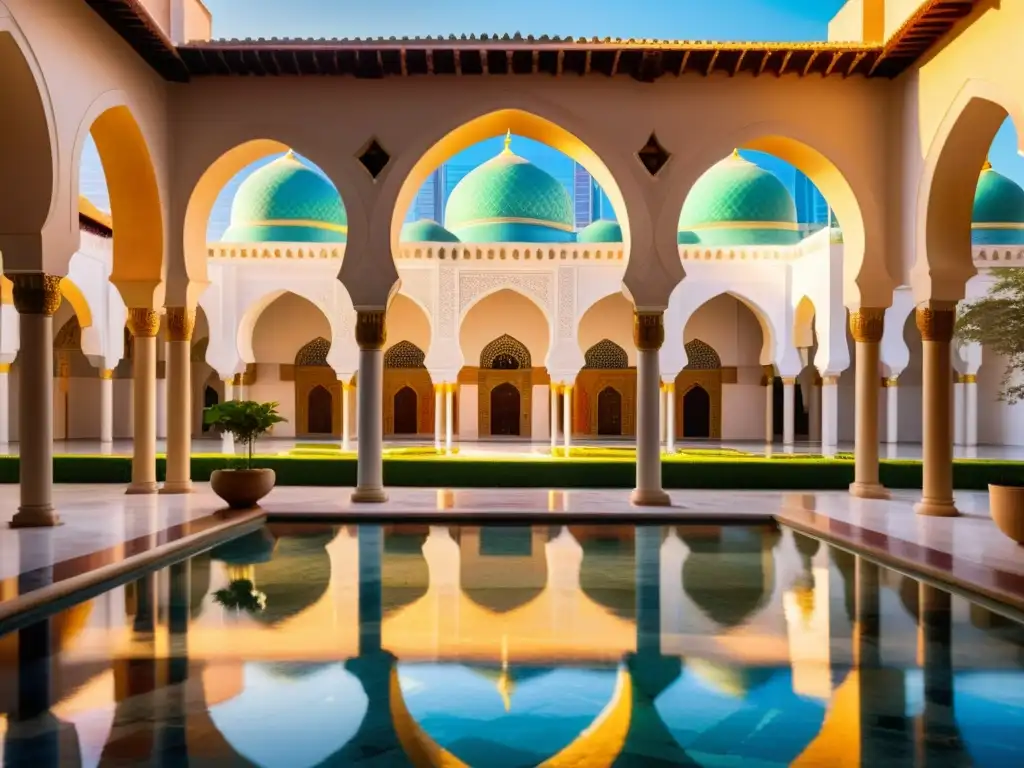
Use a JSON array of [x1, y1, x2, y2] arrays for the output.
[[956, 268, 1024, 543], [203, 400, 286, 509]]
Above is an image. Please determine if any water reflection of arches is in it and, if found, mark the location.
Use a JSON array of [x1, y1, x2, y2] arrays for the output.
[[460, 527, 548, 613]]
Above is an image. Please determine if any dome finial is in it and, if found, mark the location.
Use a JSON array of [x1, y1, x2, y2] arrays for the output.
[[502, 129, 513, 155], [283, 149, 296, 160], [731, 148, 741, 159], [981, 156, 993, 172]]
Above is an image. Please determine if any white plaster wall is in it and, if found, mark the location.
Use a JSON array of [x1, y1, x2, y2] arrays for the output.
[[386, 294, 431, 354], [460, 290, 550, 367], [248, 364, 297, 438], [577, 293, 635, 365], [531, 384, 550, 440], [721, 384, 766, 440], [459, 384, 479, 440], [252, 292, 332, 364], [978, 351, 1024, 446]]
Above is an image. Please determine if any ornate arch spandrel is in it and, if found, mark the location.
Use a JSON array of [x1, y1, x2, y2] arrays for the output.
[[479, 334, 531, 370], [583, 339, 629, 370], [384, 340, 426, 369], [295, 336, 331, 367]]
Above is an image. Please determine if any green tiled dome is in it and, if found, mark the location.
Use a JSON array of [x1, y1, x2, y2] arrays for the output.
[[577, 219, 622, 243], [973, 161, 1024, 246], [222, 151, 347, 244], [678, 151, 801, 247], [445, 134, 574, 243], [401, 219, 460, 243]]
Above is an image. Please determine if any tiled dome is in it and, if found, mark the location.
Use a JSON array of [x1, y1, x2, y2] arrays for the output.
[[973, 160, 1024, 246], [221, 152, 347, 244], [678, 151, 801, 247], [400, 219, 460, 243], [444, 133, 574, 243], [576, 219, 622, 243]]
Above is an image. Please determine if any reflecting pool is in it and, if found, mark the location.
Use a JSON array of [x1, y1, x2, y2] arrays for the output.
[[1, 522, 1023, 766]]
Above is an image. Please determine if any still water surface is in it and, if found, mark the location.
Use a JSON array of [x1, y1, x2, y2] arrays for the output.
[[1, 522, 1023, 766]]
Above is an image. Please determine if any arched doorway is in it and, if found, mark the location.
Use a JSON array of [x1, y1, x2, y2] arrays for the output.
[[490, 383, 521, 436], [393, 386, 418, 434], [202, 386, 219, 433], [683, 386, 712, 438], [597, 387, 623, 436], [307, 385, 333, 434]]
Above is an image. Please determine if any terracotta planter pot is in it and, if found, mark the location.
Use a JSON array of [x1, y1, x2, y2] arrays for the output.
[[211, 468, 276, 509], [989, 484, 1024, 545]]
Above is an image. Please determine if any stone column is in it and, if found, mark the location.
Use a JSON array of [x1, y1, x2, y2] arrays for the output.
[[220, 377, 235, 454], [156, 370, 167, 440], [342, 382, 352, 452], [807, 374, 821, 443], [764, 371, 775, 445], [665, 382, 676, 454], [0, 363, 10, 447], [433, 383, 443, 452], [782, 377, 796, 447], [915, 305, 959, 517], [549, 383, 560, 453], [631, 311, 670, 506], [10, 274, 61, 527], [964, 373, 978, 448], [849, 308, 889, 500], [99, 369, 114, 445], [162, 307, 194, 494], [562, 384, 573, 454], [884, 376, 899, 445], [659, 385, 667, 443], [953, 375, 965, 446], [352, 310, 387, 503], [127, 308, 160, 495], [445, 383, 454, 454], [821, 375, 839, 455]]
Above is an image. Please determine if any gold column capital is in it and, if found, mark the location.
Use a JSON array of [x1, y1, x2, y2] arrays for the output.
[[915, 305, 956, 343], [822, 375, 840, 386], [664, 381, 675, 393], [562, 383, 573, 393], [882, 375, 899, 387], [0, 363, 10, 374], [127, 308, 160, 338], [781, 376, 797, 385], [342, 381, 353, 391], [165, 306, 196, 342], [633, 310, 664, 352], [355, 310, 387, 351], [962, 373, 977, 384], [11, 273, 62, 316], [848, 307, 885, 343], [551, 382, 562, 395], [99, 368, 114, 380], [232, 373, 243, 387], [446, 382, 457, 393]]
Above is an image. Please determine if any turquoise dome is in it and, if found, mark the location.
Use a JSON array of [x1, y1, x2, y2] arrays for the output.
[[678, 151, 802, 247], [445, 134, 574, 243], [401, 219, 460, 243], [577, 219, 622, 243], [972, 161, 1024, 246], [221, 152, 347, 244]]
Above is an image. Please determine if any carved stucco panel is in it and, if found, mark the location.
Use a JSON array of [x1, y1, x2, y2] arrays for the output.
[[557, 266, 575, 339], [458, 271, 552, 320], [438, 267, 456, 338]]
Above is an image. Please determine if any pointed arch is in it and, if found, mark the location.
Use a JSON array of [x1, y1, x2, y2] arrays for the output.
[[793, 296, 816, 350], [480, 335, 531, 370]]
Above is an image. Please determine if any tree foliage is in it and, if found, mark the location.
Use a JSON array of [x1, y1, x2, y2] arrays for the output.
[[203, 400, 286, 468], [956, 268, 1024, 403]]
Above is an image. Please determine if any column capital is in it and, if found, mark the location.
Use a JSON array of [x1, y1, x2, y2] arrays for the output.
[[11, 273, 62, 316], [633, 310, 664, 352], [355, 310, 387, 351], [0, 363, 9, 374], [165, 306, 196, 342], [881, 375, 899, 387], [127, 308, 160, 338], [781, 376, 797, 385], [915, 305, 956, 343], [99, 368, 114, 380], [822, 375, 840, 386], [232, 373, 243, 387], [848, 307, 885, 343], [445, 382, 457, 393], [962, 373, 977, 384], [550, 382, 562, 394]]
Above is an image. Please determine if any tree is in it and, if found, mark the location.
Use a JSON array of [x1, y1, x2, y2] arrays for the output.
[[956, 268, 1024, 403], [203, 400, 286, 469]]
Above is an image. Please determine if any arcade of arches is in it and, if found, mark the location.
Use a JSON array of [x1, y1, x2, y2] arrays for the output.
[[2, 0, 1024, 524]]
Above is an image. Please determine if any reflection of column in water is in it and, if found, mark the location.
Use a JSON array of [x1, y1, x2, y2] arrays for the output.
[[358, 525, 384, 655], [915, 584, 968, 767], [634, 526, 662, 655], [853, 557, 880, 668], [156, 560, 192, 760]]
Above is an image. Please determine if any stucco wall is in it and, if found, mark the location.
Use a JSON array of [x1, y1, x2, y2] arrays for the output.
[[252, 292, 332, 364], [978, 352, 1024, 447], [460, 289, 550, 368], [577, 293, 635, 366], [387, 294, 431, 356]]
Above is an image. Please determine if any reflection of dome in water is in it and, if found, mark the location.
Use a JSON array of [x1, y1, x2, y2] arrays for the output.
[[973, 161, 1024, 245], [221, 151, 347, 244], [461, 527, 547, 613], [678, 150, 801, 247], [250, 533, 334, 625], [680, 527, 776, 628], [383, 531, 429, 616], [577, 535, 636, 619], [445, 133, 574, 243]]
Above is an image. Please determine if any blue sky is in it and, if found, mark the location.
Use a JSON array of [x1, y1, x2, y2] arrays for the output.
[[79, 0, 1024, 230]]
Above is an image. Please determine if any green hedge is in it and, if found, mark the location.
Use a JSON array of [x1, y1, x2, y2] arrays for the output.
[[0, 454, 1021, 490]]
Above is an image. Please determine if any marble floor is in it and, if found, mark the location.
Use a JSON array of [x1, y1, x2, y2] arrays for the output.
[[12, 437, 1024, 460], [1, 483, 1022, 616]]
